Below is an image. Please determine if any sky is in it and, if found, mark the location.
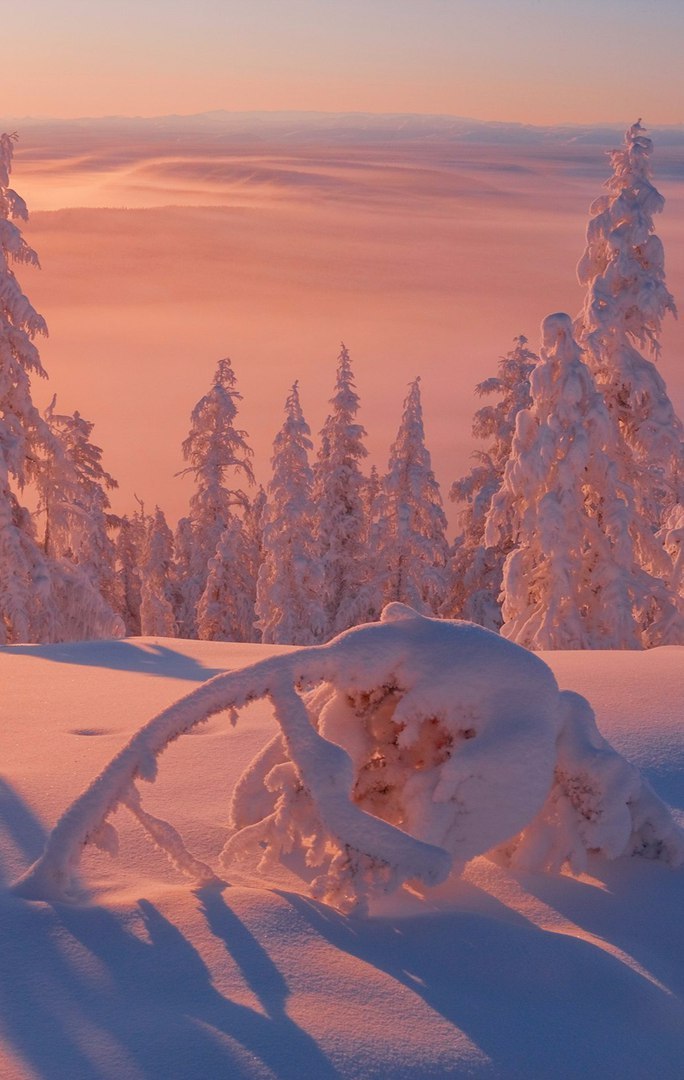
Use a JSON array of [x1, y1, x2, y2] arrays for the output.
[[5, 0, 684, 125]]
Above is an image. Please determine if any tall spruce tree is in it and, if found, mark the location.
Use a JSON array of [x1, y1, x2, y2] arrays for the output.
[[140, 507, 177, 637], [176, 358, 255, 637], [0, 135, 125, 643], [172, 515, 197, 639], [446, 336, 536, 629], [486, 314, 682, 649], [196, 516, 258, 641], [313, 345, 373, 637], [38, 398, 122, 629], [373, 378, 449, 615], [256, 382, 325, 644], [243, 485, 266, 607], [0, 133, 60, 642], [114, 502, 148, 636], [576, 120, 682, 523]]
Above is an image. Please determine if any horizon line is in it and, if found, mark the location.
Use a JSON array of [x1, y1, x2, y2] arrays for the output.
[[1, 109, 683, 130]]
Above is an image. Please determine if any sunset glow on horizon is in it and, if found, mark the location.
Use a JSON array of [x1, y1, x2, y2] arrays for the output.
[[5, 0, 684, 126]]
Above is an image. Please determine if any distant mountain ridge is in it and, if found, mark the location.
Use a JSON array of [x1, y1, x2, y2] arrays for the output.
[[2, 110, 684, 147]]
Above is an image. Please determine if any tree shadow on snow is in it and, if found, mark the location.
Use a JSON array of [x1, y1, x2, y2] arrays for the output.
[[516, 856, 684, 1001], [0, 782, 107, 1080], [2, 640, 226, 682], [639, 756, 684, 813], [52, 894, 340, 1080], [276, 879, 684, 1079], [0, 881, 341, 1079], [0, 776, 48, 889]]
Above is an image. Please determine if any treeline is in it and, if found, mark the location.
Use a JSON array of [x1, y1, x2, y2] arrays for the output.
[[0, 123, 682, 649]]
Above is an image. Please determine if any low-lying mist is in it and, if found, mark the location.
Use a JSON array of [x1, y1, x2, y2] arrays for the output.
[[9, 113, 684, 527]]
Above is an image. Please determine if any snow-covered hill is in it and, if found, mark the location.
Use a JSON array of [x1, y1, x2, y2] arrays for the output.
[[0, 635, 682, 1079]]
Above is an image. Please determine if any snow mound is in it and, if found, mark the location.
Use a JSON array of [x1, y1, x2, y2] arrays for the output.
[[13, 606, 684, 912]]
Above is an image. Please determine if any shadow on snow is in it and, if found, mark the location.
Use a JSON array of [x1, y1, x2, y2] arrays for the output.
[[0, 639, 227, 682]]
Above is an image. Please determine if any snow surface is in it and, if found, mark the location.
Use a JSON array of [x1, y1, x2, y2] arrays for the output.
[[0, 631, 683, 1078]]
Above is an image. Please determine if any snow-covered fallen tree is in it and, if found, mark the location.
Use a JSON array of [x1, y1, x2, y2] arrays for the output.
[[13, 605, 684, 912]]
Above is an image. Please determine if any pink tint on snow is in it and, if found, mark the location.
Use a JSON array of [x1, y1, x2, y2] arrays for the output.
[[0, 638, 683, 1077]]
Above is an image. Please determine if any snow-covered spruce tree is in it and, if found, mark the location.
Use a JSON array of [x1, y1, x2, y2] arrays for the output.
[[0, 136, 123, 643], [446, 335, 536, 629], [38, 397, 123, 634], [659, 502, 683, 605], [243, 485, 266, 597], [114, 503, 148, 636], [359, 463, 383, 609], [372, 378, 449, 615], [171, 515, 197, 639], [140, 507, 177, 637], [313, 345, 374, 638], [362, 463, 381, 537], [256, 382, 325, 644], [485, 313, 682, 649], [196, 515, 258, 641], [195, 486, 265, 643], [176, 358, 255, 638], [0, 133, 61, 642], [576, 120, 682, 524]]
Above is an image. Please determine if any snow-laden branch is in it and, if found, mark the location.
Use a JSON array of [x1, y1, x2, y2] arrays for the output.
[[13, 605, 684, 911]]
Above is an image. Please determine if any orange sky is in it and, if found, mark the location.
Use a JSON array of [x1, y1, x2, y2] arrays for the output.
[[4, 1, 684, 125]]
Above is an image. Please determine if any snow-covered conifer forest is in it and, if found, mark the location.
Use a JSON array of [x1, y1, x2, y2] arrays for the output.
[[1, 121, 681, 649]]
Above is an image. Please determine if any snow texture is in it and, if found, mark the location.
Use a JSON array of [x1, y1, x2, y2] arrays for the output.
[[2, 633, 684, 1079]]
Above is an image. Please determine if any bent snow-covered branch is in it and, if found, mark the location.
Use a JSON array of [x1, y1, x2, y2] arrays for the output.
[[14, 606, 684, 912]]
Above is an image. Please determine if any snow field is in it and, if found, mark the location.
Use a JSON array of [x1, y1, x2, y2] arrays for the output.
[[0, 630, 683, 1077]]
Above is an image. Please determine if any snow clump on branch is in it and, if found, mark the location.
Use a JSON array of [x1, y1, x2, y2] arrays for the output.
[[14, 606, 684, 913]]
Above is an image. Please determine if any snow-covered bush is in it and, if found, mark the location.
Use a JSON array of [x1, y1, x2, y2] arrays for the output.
[[14, 606, 684, 912]]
